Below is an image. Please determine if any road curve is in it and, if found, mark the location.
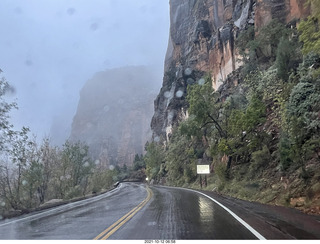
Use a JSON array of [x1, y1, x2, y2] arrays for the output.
[[109, 184, 261, 239], [0, 183, 148, 239], [1, 182, 318, 240]]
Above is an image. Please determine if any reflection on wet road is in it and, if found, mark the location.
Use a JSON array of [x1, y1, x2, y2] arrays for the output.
[[0, 183, 147, 239], [110, 185, 260, 239], [0, 182, 263, 240]]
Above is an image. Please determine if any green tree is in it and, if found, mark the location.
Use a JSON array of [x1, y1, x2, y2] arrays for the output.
[[186, 75, 226, 140], [133, 154, 145, 171], [58, 141, 94, 198], [226, 94, 267, 165], [0, 71, 17, 151], [23, 160, 43, 208], [144, 142, 165, 181], [256, 20, 291, 61], [129, 154, 147, 181], [0, 71, 42, 210], [287, 82, 320, 145], [298, 0, 320, 55], [90, 167, 115, 193], [278, 133, 294, 171], [235, 25, 258, 75], [26, 138, 60, 205], [275, 36, 301, 80], [237, 20, 293, 76], [165, 130, 197, 185], [5, 127, 34, 210]]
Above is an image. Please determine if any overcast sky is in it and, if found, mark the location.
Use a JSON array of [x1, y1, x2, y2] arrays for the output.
[[0, 0, 170, 145]]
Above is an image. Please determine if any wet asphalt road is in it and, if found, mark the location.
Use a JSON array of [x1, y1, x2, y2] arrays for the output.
[[0, 182, 262, 240], [109, 184, 259, 240]]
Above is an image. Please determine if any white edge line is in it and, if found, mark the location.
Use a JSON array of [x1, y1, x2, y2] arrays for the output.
[[0, 183, 123, 227], [159, 185, 266, 240]]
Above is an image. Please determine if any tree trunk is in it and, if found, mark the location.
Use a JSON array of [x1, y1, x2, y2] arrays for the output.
[[227, 156, 232, 169]]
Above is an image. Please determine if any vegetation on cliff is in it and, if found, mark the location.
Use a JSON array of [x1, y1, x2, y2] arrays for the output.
[[144, 10, 320, 214]]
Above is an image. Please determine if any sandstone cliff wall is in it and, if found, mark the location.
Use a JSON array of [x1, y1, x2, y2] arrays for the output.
[[70, 66, 159, 167], [151, 0, 310, 142]]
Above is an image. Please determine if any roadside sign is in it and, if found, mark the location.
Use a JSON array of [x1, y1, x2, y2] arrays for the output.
[[197, 164, 210, 174]]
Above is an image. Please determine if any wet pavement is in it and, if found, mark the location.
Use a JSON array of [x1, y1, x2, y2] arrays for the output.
[[198, 188, 320, 239], [0, 182, 319, 240], [0, 183, 147, 239], [110, 185, 259, 239]]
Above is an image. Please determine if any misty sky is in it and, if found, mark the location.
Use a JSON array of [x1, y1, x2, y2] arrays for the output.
[[0, 0, 170, 145]]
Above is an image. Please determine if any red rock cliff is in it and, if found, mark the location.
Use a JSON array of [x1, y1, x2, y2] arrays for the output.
[[151, 0, 310, 142]]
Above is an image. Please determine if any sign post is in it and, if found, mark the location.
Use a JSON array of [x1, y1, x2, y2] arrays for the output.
[[197, 164, 210, 188]]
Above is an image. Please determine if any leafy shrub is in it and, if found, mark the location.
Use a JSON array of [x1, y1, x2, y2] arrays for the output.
[[249, 145, 271, 175], [275, 37, 301, 80], [278, 134, 294, 171], [214, 163, 228, 184], [298, 16, 320, 55], [236, 20, 293, 76]]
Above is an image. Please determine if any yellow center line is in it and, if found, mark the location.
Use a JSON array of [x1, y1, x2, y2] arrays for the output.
[[94, 186, 153, 240]]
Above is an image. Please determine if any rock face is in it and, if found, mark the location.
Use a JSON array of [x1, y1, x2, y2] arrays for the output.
[[70, 66, 160, 167], [151, 0, 310, 143]]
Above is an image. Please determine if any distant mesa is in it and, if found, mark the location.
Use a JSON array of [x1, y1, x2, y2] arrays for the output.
[[69, 66, 161, 168]]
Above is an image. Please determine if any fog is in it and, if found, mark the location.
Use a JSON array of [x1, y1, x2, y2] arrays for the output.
[[0, 0, 170, 145]]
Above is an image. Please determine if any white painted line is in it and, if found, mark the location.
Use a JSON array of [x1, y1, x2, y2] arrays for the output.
[[186, 188, 266, 240], [0, 184, 123, 227], [156, 185, 266, 240]]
